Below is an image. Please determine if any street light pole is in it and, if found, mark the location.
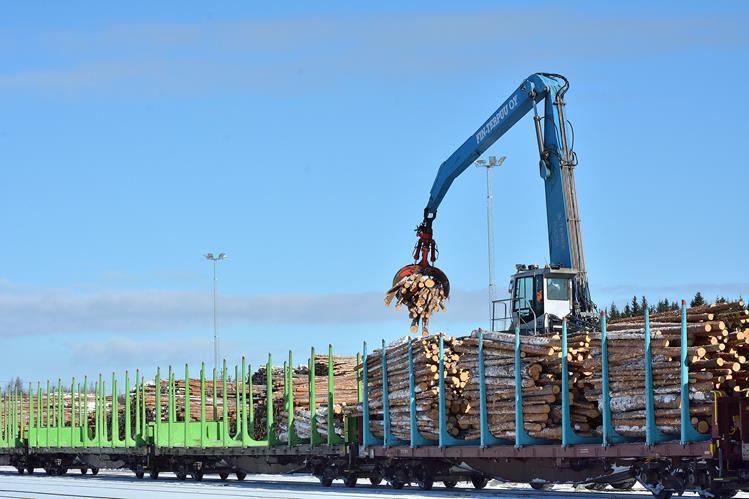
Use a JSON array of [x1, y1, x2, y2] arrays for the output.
[[475, 156, 506, 330], [204, 252, 227, 371]]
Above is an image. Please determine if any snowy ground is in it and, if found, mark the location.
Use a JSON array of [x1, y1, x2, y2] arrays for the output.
[[0, 467, 745, 499]]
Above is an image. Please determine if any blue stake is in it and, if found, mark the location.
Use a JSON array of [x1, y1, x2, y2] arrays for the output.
[[644, 308, 670, 445], [600, 313, 634, 446], [382, 340, 406, 447], [478, 331, 511, 447], [361, 342, 383, 447], [679, 300, 710, 444], [438, 335, 478, 447], [561, 320, 599, 446], [408, 339, 435, 447], [514, 327, 550, 447]]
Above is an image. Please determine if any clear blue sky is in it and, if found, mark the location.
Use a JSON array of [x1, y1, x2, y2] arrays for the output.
[[1, 1, 747, 384]]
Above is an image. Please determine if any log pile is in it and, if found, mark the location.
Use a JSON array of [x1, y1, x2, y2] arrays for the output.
[[138, 380, 240, 424], [454, 329, 597, 440], [584, 300, 748, 437], [365, 335, 469, 440], [275, 355, 359, 441], [385, 272, 447, 336]]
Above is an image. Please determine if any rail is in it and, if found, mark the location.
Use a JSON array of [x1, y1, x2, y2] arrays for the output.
[[491, 297, 537, 334]]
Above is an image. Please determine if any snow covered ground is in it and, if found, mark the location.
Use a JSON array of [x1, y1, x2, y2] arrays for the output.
[[0, 467, 744, 498]]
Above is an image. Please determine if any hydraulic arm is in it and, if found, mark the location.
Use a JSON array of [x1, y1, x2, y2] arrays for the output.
[[397, 73, 594, 318]]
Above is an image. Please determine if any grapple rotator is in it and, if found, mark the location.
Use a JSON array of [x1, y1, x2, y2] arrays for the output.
[[393, 220, 450, 297]]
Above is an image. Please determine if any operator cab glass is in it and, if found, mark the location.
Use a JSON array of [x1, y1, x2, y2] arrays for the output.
[[547, 277, 569, 301], [511, 274, 545, 324], [501, 266, 576, 334]]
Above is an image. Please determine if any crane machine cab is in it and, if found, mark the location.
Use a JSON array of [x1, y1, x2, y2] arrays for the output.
[[501, 264, 577, 335]]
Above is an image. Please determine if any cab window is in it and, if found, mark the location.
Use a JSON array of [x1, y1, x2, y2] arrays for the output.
[[513, 276, 534, 322], [547, 277, 570, 301]]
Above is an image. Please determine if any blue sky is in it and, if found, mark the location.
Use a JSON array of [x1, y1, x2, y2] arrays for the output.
[[0, 1, 747, 384]]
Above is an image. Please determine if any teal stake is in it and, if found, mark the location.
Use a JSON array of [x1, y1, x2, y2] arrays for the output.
[[644, 308, 670, 445], [679, 300, 709, 444]]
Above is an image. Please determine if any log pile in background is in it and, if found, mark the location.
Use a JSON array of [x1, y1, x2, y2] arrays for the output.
[[365, 335, 469, 440], [8, 392, 99, 428], [251, 366, 285, 440], [138, 380, 239, 425], [385, 272, 447, 336], [125, 354, 359, 443], [584, 300, 747, 437], [276, 355, 359, 441]]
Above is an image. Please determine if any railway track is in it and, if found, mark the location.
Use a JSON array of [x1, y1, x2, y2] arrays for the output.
[[0, 468, 730, 499]]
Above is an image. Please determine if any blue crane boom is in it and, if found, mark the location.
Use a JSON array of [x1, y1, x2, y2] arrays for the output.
[[414, 73, 594, 318]]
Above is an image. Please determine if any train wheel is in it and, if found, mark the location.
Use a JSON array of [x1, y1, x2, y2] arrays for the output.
[[236, 471, 246, 481], [700, 491, 738, 499], [443, 479, 458, 489], [80, 467, 88, 475], [175, 471, 187, 481], [191, 471, 204, 482], [135, 470, 144, 479], [389, 480, 405, 490], [91, 468, 99, 476], [417, 477, 434, 490], [585, 483, 608, 491], [369, 476, 382, 486], [58, 467, 68, 475], [149, 470, 159, 480], [319, 477, 333, 487], [26, 466, 34, 475], [471, 476, 489, 490], [343, 476, 357, 488], [530, 481, 553, 490], [16, 467, 24, 475], [653, 491, 673, 499], [219, 472, 229, 481], [611, 479, 636, 490]]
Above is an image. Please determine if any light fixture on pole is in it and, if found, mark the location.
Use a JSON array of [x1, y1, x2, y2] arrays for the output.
[[204, 252, 228, 371], [475, 155, 506, 330]]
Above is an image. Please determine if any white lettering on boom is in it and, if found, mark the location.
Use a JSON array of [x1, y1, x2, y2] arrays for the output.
[[474, 94, 519, 144]]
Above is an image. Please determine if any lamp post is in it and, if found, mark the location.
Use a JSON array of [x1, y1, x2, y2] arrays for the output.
[[204, 252, 227, 371], [475, 155, 506, 330]]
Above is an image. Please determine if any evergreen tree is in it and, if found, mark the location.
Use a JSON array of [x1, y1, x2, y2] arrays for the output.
[[623, 303, 632, 317], [631, 295, 641, 316], [640, 296, 648, 315], [690, 292, 705, 308], [609, 302, 620, 320], [662, 298, 671, 312]]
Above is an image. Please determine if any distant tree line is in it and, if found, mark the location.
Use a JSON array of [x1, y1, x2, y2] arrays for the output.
[[5, 377, 25, 395], [606, 291, 733, 320]]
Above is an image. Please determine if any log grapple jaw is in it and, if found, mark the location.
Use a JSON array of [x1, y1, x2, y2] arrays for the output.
[[393, 216, 450, 297]]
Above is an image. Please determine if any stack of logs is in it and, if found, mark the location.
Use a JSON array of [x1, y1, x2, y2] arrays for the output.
[[385, 272, 447, 336], [276, 355, 359, 441], [454, 330, 590, 440], [131, 354, 359, 442], [366, 301, 747, 441], [138, 380, 239, 425], [364, 335, 469, 440], [585, 300, 748, 437]]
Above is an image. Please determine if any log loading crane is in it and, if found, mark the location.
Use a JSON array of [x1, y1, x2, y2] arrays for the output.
[[395, 73, 597, 334]]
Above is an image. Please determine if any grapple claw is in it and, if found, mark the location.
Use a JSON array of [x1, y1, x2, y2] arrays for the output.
[[393, 264, 450, 299]]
